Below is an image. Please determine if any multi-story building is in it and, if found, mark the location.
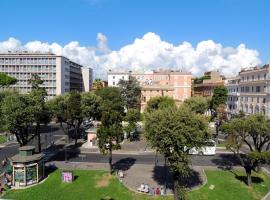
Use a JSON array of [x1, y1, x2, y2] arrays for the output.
[[226, 64, 270, 117], [193, 71, 225, 97], [0, 51, 93, 98], [107, 69, 192, 111], [226, 76, 240, 116]]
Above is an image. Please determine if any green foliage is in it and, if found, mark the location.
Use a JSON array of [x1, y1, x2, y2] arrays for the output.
[[145, 106, 210, 199], [92, 78, 104, 92], [210, 86, 228, 111], [47, 92, 102, 144], [1, 92, 36, 146], [124, 108, 141, 138], [0, 72, 17, 87], [221, 114, 270, 186], [96, 87, 125, 174], [118, 76, 141, 109], [145, 96, 176, 113], [183, 96, 209, 114], [81, 92, 102, 120]]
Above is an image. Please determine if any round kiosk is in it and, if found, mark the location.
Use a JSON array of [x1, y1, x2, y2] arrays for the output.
[[9, 146, 44, 188]]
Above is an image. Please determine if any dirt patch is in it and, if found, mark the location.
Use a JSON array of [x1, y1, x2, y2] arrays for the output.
[[96, 174, 112, 188]]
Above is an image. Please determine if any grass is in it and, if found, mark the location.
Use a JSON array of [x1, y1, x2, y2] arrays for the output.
[[188, 170, 270, 200], [3, 169, 270, 200], [0, 135, 6, 144], [3, 170, 170, 200]]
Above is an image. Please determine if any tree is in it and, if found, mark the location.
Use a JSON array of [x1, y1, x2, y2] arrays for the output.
[[118, 76, 141, 109], [221, 114, 270, 186], [47, 92, 102, 145], [210, 86, 228, 111], [1, 92, 36, 146], [145, 96, 176, 113], [96, 87, 125, 174], [183, 96, 209, 114], [92, 79, 104, 92], [124, 108, 141, 140], [145, 106, 210, 200], [0, 72, 17, 87], [28, 74, 51, 152], [81, 92, 102, 121]]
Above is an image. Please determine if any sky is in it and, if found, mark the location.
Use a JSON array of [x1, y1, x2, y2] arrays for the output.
[[0, 0, 269, 78]]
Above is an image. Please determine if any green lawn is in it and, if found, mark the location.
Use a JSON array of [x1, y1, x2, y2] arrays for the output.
[[0, 135, 6, 144], [188, 170, 270, 200], [3, 169, 270, 200]]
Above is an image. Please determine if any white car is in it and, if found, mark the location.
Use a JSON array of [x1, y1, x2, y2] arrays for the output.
[[188, 139, 216, 155]]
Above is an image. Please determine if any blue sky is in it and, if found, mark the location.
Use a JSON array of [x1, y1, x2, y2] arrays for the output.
[[0, 0, 269, 77]]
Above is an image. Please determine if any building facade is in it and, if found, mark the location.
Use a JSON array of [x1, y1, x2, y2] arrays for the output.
[[0, 52, 93, 98], [193, 71, 225, 97], [226, 64, 270, 117], [107, 69, 192, 111]]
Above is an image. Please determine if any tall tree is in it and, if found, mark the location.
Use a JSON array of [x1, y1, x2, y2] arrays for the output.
[[210, 86, 228, 111], [47, 92, 102, 145], [92, 79, 104, 92], [221, 114, 270, 186], [124, 108, 141, 140], [145, 96, 176, 113], [145, 106, 210, 200], [183, 96, 209, 114], [0, 72, 17, 87], [66, 91, 82, 146], [1, 93, 36, 146], [96, 87, 125, 174], [118, 76, 141, 109], [28, 74, 51, 152]]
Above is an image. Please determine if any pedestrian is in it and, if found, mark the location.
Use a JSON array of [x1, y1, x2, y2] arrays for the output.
[[160, 186, 165, 195], [152, 187, 156, 195], [156, 187, 161, 195]]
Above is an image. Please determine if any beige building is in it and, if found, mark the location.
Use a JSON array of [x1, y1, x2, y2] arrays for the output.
[[193, 71, 225, 97], [107, 69, 192, 111], [226, 64, 270, 117], [140, 85, 174, 111], [0, 51, 93, 98]]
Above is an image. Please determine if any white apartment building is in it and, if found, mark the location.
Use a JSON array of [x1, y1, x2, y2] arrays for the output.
[[226, 64, 270, 117], [0, 51, 93, 98]]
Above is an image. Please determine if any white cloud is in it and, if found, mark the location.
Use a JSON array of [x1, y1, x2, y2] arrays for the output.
[[0, 32, 261, 79]]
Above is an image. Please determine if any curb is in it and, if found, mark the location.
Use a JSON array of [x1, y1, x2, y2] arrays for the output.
[[261, 167, 270, 200]]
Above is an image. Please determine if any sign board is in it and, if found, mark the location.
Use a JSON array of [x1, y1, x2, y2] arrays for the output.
[[61, 171, 73, 183]]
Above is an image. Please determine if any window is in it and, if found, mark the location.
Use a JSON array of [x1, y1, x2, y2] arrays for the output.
[[257, 97, 259, 103], [113, 76, 115, 79], [258, 74, 260, 80], [264, 74, 267, 80], [143, 96, 146, 102], [263, 98, 266, 103], [252, 86, 254, 92], [113, 81, 115, 86], [247, 76, 249, 81], [256, 86, 261, 92], [122, 76, 124, 79], [252, 75, 254, 81]]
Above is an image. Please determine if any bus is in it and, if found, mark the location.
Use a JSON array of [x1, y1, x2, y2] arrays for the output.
[[188, 139, 216, 155]]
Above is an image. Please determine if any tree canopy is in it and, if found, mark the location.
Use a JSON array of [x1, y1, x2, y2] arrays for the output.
[[183, 96, 210, 114], [145, 106, 210, 199], [0, 73, 17, 87], [221, 114, 270, 186], [118, 76, 141, 109], [92, 79, 104, 92], [210, 86, 228, 111], [47, 92, 102, 145], [145, 96, 176, 113], [96, 87, 125, 174]]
